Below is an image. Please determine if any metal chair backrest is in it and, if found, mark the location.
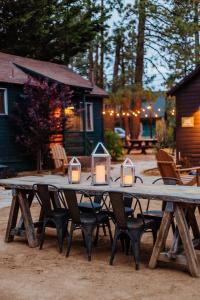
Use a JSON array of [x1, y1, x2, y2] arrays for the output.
[[109, 192, 127, 229], [156, 149, 181, 185], [61, 189, 81, 224], [32, 184, 58, 216], [52, 144, 68, 169]]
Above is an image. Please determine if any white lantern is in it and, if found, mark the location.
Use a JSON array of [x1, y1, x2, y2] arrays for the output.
[[91, 142, 111, 185], [120, 158, 135, 187], [68, 157, 81, 184]]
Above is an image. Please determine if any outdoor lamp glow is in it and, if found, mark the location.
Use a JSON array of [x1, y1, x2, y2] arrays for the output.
[[120, 158, 135, 187], [68, 157, 81, 184], [91, 142, 111, 185]]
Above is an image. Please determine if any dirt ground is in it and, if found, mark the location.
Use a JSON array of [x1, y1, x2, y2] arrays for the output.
[[1, 202, 200, 300]]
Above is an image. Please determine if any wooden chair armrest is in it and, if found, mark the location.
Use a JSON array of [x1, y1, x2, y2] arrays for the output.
[[176, 164, 182, 168], [178, 166, 200, 172]]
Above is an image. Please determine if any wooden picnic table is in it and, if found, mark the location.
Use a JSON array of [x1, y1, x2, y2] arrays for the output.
[[125, 138, 158, 154], [0, 175, 200, 277]]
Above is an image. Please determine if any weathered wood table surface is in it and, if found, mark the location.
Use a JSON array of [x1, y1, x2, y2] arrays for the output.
[[1, 175, 200, 277]]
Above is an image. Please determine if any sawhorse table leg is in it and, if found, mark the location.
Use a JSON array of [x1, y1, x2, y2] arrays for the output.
[[5, 188, 38, 248], [149, 202, 200, 277]]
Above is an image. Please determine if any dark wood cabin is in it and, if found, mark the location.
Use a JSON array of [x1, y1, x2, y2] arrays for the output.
[[168, 66, 200, 166], [0, 52, 107, 171]]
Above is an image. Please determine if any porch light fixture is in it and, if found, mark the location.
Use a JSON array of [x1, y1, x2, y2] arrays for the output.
[[91, 142, 111, 185], [68, 157, 81, 184], [120, 158, 135, 187]]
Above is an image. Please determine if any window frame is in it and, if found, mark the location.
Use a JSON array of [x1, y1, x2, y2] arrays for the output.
[[0, 88, 8, 116], [85, 102, 94, 132]]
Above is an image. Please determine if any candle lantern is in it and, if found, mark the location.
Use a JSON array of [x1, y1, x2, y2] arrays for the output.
[[91, 142, 111, 185], [120, 158, 135, 187], [68, 157, 81, 184]]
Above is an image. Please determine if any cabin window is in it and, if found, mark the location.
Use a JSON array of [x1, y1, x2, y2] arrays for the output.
[[65, 102, 83, 132], [0, 88, 8, 115], [65, 102, 94, 132], [85, 102, 94, 131]]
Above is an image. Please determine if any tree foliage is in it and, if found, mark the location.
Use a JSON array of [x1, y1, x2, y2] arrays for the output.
[[0, 0, 102, 64], [12, 78, 73, 170]]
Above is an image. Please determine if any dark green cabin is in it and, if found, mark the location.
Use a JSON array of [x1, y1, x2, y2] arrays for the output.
[[0, 52, 107, 171]]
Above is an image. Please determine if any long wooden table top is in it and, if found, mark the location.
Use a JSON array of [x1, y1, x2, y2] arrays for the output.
[[0, 175, 200, 205]]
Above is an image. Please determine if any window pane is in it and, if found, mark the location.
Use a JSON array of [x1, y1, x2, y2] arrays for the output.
[[65, 103, 83, 132], [0, 90, 5, 114]]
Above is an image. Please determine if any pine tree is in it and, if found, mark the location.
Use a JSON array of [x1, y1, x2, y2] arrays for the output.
[[0, 0, 102, 64]]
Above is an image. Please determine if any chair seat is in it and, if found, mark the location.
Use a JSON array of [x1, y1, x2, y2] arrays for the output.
[[142, 210, 163, 218], [125, 207, 133, 215], [48, 208, 68, 220], [127, 217, 154, 229], [78, 202, 102, 211], [80, 212, 108, 225]]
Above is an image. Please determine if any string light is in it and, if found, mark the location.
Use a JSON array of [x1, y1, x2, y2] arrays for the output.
[[101, 106, 165, 118]]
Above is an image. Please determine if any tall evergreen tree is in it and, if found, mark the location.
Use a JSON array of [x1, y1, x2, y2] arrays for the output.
[[0, 0, 102, 64]]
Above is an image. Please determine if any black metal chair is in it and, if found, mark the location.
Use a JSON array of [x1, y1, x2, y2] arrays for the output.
[[114, 175, 143, 216], [107, 191, 157, 270], [59, 189, 113, 261], [32, 184, 69, 253]]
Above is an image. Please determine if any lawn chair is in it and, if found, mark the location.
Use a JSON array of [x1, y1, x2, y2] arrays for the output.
[[156, 149, 200, 186], [51, 144, 68, 174]]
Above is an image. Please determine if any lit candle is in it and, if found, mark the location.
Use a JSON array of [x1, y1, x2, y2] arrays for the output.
[[71, 170, 80, 183], [123, 175, 133, 186], [96, 165, 106, 184]]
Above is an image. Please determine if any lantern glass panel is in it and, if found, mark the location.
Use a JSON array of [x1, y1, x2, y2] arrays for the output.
[[120, 158, 135, 187], [91, 143, 111, 185], [68, 157, 81, 184]]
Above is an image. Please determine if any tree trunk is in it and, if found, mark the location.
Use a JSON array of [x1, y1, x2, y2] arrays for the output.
[[133, 0, 146, 139], [99, 0, 104, 88], [88, 46, 95, 85], [112, 34, 121, 92], [194, 0, 200, 65], [94, 43, 99, 84]]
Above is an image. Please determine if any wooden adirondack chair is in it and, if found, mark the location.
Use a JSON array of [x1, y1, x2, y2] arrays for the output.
[[156, 149, 200, 186], [51, 144, 68, 174]]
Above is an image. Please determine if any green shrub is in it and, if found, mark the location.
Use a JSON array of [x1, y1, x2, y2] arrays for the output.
[[104, 130, 123, 160]]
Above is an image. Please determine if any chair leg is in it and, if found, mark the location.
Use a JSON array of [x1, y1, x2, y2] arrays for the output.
[[56, 222, 64, 253], [109, 229, 119, 265], [106, 220, 113, 245], [66, 223, 74, 257], [82, 230, 86, 247], [94, 225, 99, 247], [102, 224, 107, 236], [39, 220, 47, 250], [129, 231, 142, 270], [83, 226, 95, 261], [125, 236, 130, 255], [120, 235, 125, 252], [152, 224, 158, 245]]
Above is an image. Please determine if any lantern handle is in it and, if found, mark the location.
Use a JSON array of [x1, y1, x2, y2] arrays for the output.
[[86, 175, 113, 182], [114, 176, 143, 184]]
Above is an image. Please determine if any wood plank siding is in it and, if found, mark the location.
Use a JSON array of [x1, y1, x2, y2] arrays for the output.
[[174, 75, 200, 165], [0, 83, 36, 170]]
